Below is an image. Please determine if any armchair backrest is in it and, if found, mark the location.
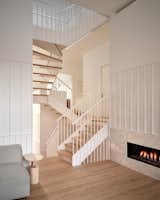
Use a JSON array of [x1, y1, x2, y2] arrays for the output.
[[0, 144, 23, 164]]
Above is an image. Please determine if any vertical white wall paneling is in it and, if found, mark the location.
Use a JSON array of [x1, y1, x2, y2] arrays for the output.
[[111, 63, 160, 136], [153, 64, 160, 135], [145, 65, 152, 134], [0, 61, 32, 153], [138, 66, 144, 132], [0, 62, 10, 137], [33, 104, 40, 154], [111, 0, 160, 136], [0, 0, 32, 153], [136, 66, 140, 133]]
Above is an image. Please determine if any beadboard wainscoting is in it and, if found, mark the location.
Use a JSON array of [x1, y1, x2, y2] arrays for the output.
[[0, 60, 32, 154], [0, 134, 32, 154], [111, 63, 160, 136]]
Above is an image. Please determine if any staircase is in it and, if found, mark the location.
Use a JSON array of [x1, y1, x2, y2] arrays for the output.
[[32, 39, 110, 166], [32, 39, 72, 114], [47, 96, 110, 166], [32, 39, 64, 96]]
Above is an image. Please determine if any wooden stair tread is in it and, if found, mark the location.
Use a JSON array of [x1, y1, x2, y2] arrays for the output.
[[33, 87, 51, 90], [65, 142, 81, 152], [33, 64, 62, 70], [58, 150, 72, 164], [65, 143, 72, 148], [58, 150, 72, 158], [33, 50, 62, 62], [33, 94, 49, 96], [65, 143, 73, 152], [33, 72, 56, 77], [33, 80, 53, 84]]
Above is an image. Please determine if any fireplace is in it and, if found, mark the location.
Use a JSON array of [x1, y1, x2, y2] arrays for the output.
[[127, 142, 160, 168]]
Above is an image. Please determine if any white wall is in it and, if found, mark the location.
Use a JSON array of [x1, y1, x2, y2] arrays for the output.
[[63, 23, 110, 103], [110, 0, 160, 179], [40, 105, 60, 155], [111, 0, 160, 70], [33, 104, 40, 154], [0, 0, 32, 154], [62, 53, 83, 104], [83, 41, 110, 97], [82, 24, 110, 97]]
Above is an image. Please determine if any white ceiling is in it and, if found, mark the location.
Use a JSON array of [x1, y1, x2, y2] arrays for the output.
[[68, 0, 135, 16]]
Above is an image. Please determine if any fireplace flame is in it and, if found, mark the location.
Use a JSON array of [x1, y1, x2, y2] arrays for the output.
[[153, 152, 158, 161], [140, 151, 158, 161], [140, 151, 144, 157], [140, 151, 149, 158], [150, 152, 154, 160]]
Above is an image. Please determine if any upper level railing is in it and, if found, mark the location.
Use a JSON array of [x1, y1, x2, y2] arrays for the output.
[[32, 0, 107, 45]]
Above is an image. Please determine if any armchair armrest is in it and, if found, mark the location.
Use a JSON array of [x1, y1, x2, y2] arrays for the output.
[[22, 157, 30, 168]]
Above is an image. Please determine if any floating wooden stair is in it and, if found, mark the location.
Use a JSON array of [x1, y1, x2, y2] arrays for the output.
[[33, 87, 51, 91], [33, 50, 62, 62], [33, 80, 53, 84], [33, 72, 56, 77], [33, 94, 49, 96], [32, 40, 64, 98], [33, 64, 62, 70], [33, 39, 65, 57]]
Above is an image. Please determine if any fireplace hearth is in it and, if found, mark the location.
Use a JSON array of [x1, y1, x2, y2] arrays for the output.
[[127, 142, 160, 168]]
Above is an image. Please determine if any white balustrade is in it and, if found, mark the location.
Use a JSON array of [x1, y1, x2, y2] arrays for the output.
[[72, 97, 109, 165], [46, 95, 110, 165]]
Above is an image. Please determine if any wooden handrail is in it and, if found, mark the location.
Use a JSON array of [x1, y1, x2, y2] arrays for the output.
[[33, 50, 62, 62], [33, 64, 62, 70]]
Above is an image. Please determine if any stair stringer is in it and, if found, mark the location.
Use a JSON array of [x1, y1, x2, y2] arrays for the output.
[[72, 123, 109, 167], [33, 93, 77, 120]]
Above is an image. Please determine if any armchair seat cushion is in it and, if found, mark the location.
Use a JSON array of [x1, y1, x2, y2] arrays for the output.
[[0, 144, 22, 164], [0, 163, 30, 200]]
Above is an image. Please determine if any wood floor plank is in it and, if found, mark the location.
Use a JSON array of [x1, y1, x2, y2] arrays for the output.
[[27, 157, 160, 200]]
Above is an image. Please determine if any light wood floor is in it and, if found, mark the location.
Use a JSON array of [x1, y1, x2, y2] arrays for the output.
[[28, 158, 160, 200]]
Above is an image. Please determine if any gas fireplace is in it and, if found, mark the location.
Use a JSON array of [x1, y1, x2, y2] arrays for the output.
[[127, 142, 160, 168]]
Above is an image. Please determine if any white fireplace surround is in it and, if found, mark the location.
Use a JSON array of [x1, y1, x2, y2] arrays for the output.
[[110, 129, 160, 180]]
